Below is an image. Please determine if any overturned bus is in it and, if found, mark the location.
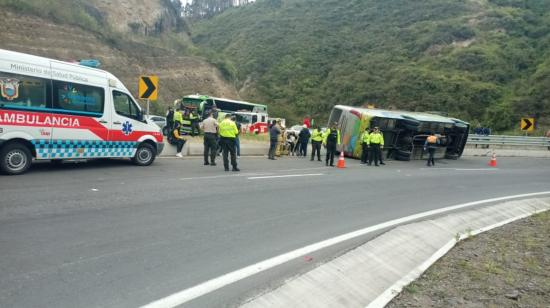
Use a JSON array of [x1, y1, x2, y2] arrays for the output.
[[328, 105, 469, 161]]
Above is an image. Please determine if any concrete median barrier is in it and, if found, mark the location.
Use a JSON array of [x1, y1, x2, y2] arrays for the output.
[[160, 137, 269, 157]]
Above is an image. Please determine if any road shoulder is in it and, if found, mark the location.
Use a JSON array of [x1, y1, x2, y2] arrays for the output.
[[239, 197, 550, 308]]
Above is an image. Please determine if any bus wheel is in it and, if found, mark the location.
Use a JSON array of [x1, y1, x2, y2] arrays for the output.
[[132, 143, 156, 166], [1, 142, 32, 175]]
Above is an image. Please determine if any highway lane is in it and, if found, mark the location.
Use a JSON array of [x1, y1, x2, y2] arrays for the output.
[[1, 156, 549, 307]]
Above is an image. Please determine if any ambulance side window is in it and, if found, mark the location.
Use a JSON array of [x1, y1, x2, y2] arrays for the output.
[[52, 81, 104, 116], [0, 72, 50, 111], [113, 91, 140, 120]]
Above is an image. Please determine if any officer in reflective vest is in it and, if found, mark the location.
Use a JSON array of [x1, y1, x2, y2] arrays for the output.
[[219, 114, 240, 171], [424, 132, 439, 167], [323, 122, 341, 167], [310, 125, 323, 161], [189, 110, 199, 136], [360, 128, 370, 164], [367, 127, 384, 166], [173, 108, 183, 125]]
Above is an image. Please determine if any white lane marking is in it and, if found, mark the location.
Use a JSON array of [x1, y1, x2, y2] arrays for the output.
[[141, 191, 550, 308], [180, 173, 272, 181], [179, 167, 330, 181], [248, 173, 323, 180], [421, 167, 499, 171], [275, 167, 331, 172], [455, 168, 499, 171]]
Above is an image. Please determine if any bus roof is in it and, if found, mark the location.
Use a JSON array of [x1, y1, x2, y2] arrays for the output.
[[184, 94, 267, 108]]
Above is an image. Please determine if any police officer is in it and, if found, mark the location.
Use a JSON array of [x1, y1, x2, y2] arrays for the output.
[[368, 127, 384, 166], [189, 110, 199, 136], [219, 114, 240, 171], [200, 112, 218, 166], [360, 127, 370, 164], [165, 107, 174, 135], [323, 122, 340, 167], [424, 132, 438, 167], [310, 125, 323, 161], [173, 108, 183, 126]]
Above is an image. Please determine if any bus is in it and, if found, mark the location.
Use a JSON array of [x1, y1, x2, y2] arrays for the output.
[[328, 105, 469, 161], [176, 94, 269, 133]]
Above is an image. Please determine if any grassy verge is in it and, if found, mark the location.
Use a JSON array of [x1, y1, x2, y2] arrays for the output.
[[388, 210, 550, 307]]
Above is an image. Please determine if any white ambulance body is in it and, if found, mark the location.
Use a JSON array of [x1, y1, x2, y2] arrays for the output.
[[0, 49, 164, 175]]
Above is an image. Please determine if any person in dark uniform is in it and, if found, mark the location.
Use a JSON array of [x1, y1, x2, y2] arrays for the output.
[[165, 107, 174, 135], [231, 115, 241, 157], [323, 122, 340, 167], [298, 125, 311, 157]]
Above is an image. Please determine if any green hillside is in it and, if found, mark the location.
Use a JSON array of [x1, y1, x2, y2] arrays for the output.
[[191, 0, 550, 131]]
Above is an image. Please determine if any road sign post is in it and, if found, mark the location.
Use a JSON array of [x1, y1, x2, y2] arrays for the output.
[[139, 76, 158, 117]]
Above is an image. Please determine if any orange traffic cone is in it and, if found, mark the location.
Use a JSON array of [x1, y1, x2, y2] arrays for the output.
[[488, 152, 497, 167], [336, 151, 346, 168]]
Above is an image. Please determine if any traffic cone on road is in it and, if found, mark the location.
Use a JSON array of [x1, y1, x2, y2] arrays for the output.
[[336, 151, 346, 168], [488, 152, 497, 167]]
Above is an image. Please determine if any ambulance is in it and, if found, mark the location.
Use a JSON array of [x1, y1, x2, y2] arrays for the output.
[[0, 49, 164, 175]]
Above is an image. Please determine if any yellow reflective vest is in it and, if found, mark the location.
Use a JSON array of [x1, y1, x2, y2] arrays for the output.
[[173, 111, 183, 124], [367, 132, 384, 146], [361, 131, 370, 144], [219, 119, 238, 138], [311, 129, 323, 142]]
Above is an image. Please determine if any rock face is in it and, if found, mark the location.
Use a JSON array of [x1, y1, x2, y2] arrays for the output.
[[0, 4, 239, 110], [88, 0, 181, 35]]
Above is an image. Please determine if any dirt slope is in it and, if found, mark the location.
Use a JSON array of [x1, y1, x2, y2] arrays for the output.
[[0, 8, 238, 109]]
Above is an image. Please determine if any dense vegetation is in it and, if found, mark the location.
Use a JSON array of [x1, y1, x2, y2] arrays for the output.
[[191, 0, 550, 131]]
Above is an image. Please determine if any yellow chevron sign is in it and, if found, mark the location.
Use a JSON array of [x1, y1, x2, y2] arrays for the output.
[[520, 118, 534, 131], [138, 76, 158, 100]]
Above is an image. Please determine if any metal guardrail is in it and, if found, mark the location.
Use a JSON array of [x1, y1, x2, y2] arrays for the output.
[[467, 135, 550, 147]]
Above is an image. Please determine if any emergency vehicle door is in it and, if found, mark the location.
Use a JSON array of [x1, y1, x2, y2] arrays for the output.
[[110, 90, 149, 155]]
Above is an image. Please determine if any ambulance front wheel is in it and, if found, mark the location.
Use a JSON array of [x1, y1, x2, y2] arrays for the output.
[[132, 143, 156, 166], [1, 142, 32, 175]]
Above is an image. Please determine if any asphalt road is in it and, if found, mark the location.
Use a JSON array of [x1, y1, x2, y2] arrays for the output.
[[1, 155, 549, 308]]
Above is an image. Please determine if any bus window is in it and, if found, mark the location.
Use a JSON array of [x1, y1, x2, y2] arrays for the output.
[[329, 108, 343, 125], [261, 115, 265, 122], [252, 115, 258, 123]]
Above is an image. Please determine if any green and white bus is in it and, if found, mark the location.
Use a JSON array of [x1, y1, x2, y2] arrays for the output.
[[176, 94, 269, 133]]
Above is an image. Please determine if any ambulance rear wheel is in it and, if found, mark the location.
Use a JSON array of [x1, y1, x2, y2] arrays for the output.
[[1, 142, 32, 175], [132, 143, 155, 166]]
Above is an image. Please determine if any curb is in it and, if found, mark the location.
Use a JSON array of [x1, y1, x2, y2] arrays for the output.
[[240, 196, 550, 308]]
